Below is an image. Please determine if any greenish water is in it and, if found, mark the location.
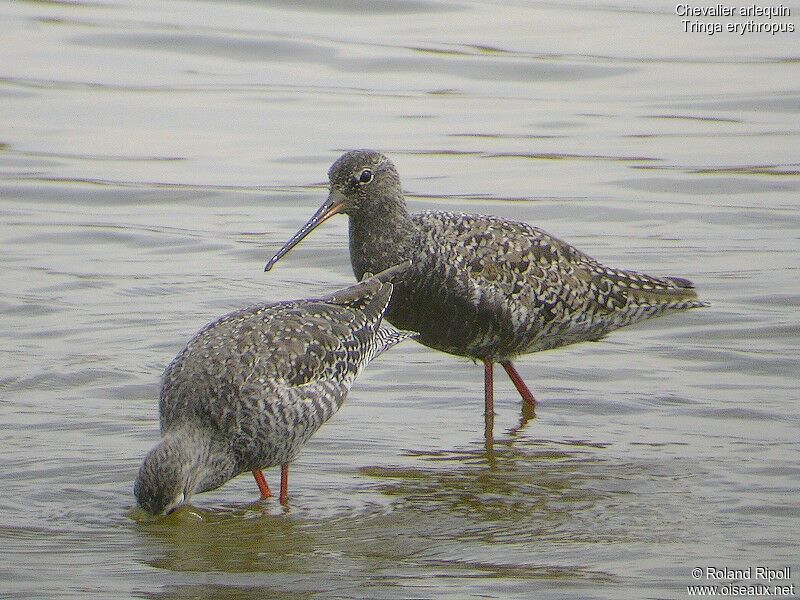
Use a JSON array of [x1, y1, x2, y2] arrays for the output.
[[1, 1, 798, 598]]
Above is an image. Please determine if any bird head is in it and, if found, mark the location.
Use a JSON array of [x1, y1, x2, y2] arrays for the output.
[[134, 436, 193, 516], [265, 150, 401, 271]]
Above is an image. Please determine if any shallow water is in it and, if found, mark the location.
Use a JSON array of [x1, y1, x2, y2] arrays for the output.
[[1, 0, 798, 598]]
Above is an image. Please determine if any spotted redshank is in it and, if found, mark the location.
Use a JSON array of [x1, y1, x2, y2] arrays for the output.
[[265, 150, 707, 430], [134, 262, 414, 515]]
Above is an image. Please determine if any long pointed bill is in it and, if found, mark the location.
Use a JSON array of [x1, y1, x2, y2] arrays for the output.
[[264, 192, 345, 271]]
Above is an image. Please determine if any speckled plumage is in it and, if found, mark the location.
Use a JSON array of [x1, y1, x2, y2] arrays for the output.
[[265, 150, 707, 416], [134, 263, 414, 515], [354, 209, 705, 360]]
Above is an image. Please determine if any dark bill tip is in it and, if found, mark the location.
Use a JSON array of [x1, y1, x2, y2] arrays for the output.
[[264, 198, 344, 271]]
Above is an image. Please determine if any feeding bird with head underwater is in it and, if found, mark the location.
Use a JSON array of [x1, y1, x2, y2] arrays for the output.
[[265, 150, 708, 424], [134, 262, 415, 516]]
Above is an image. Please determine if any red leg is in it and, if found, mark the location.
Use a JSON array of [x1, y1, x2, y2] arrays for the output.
[[483, 359, 495, 443], [279, 463, 289, 505], [483, 359, 495, 416], [252, 469, 272, 500], [500, 360, 536, 405]]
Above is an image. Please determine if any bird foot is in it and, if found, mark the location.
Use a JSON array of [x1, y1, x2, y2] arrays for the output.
[[500, 361, 536, 406], [252, 469, 272, 500]]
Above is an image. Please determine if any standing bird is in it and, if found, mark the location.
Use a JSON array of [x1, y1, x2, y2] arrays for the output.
[[265, 150, 707, 427], [134, 262, 414, 516]]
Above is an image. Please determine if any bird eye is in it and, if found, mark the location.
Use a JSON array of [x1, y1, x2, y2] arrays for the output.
[[357, 169, 373, 184]]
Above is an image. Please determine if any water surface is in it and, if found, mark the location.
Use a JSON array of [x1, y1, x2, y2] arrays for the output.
[[1, 1, 798, 598]]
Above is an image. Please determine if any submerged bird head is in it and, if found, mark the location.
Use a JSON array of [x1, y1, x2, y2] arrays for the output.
[[134, 435, 191, 516], [265, 150, 402, 271], [134, 430, 224, 516]]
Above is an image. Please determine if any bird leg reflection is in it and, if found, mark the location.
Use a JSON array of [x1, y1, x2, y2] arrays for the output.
[[507, 398, 537, 437]]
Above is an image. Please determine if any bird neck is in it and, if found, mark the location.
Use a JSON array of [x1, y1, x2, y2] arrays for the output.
[[349, 194, 416, 280], [178, 428, 237, 496], [149, 428, 236, 500]]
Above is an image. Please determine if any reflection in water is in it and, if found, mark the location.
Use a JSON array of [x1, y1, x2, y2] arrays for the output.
[[2, 0, 798, 597], [483, 408, 494, 463], [363, 433, 689, 551], [143, 585, 315, 600], [484, 399, 537, 462], [508, 400, 537, 438], [136, 433, 631, 598], [138, 506, 316, 574]]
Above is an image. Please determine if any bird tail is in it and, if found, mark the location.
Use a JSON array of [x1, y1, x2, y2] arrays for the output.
[[323, 260, 411, 309], [321, 261, 417, 363], [360, 260, 412, 285], [629, 275, 709, 310], [370, 326, 418, 361]]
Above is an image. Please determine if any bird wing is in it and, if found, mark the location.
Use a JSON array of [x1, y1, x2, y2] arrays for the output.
[[158, 271, 411, 432], [413, 210, 591, 312], [412, 211, 702, 346]]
